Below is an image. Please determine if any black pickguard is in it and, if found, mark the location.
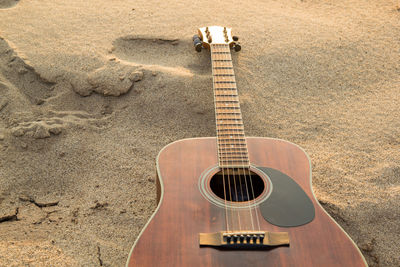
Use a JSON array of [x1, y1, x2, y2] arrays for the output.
[[257, 167, 315, 227]]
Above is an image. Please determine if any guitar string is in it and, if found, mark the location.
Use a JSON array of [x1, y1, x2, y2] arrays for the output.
[[224, 42, 261, 232], [246, 160, 261, 231], [211, 44, 230, 233], [216, 44, 241, 232], [213, 43, 240, 232], [222, 43, 261, 232], [219, 43, 253, 232], [217, 43, 247, 232], [210, 45, 233, 232], [222, 43, 255, 232]]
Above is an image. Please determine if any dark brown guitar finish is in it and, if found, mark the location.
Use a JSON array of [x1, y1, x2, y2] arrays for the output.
[[127, 137, 367, 267]]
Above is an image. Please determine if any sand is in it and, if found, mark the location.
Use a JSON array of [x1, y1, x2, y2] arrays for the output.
[[0, 0, 399, 266]]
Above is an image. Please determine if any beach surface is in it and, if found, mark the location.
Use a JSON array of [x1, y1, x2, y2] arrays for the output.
[[0, 0, 399, 266]]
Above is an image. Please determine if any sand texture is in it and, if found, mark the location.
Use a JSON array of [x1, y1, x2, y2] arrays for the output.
[[0, 0, 399, 266]]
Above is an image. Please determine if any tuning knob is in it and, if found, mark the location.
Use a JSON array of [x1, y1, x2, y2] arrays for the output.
[[192, 34, 202, 52], [233, 36, 239, 41], [233, 42, 241, 52]]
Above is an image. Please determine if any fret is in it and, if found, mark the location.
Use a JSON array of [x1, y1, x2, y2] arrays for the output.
[[215, 100, 239, 104], [219, 156, 249, 160], [213, 52, 230, 54], [215, 117, 242, 121], [215, 109, 241, 113], [215, 112, 241, 115], [214, 75, 235, 78], [219, 149, 247, 153], [219, 160, 249, 164], [215, 101, 239, 104], [215, 111, 241, 115], [218, 141, 246, 147], [212, 59, 231, 63], [213, 67, 233, 69], [215, 94, 238, 97], [215, 108, 240, 112], [219, 166, 250, 169], [214, 81, 236, 84], [215, 104, 240, 109], [220, 160, 249, 164], [218, 135, 246, 139], [218, 143, 247, 147], [214, 88, 237, 91], [214, 93, 239, 97], [218, 147, 247, 153], [217, 131, 245, 134], [215, 100, 239, 103], [215, 107, 240, 110], [217, 134, 245, 137], [217, 131, 244, 135], [219, 152, 248, 155], [213, 74, 235, 76], [219, 158, 249, 164], [212, 60, 232, 64], [219, 156, 249, 159], [216, 122, 243, 125], [218, 139, 246, 143], [217, 129, 244, 132]]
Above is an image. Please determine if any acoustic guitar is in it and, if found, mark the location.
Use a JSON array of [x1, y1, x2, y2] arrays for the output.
[[126, 26, 367, 267]]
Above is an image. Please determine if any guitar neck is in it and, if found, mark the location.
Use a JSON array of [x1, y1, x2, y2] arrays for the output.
[[210, 43, 250, 168]]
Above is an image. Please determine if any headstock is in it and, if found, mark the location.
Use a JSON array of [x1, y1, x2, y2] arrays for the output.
[[193, 26, 241, 52]]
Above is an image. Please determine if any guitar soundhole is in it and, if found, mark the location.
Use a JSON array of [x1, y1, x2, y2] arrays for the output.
[[209, 170, 265, 202]]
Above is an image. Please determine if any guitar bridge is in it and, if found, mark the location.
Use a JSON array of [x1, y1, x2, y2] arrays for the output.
[[199, 231, 289, 248]]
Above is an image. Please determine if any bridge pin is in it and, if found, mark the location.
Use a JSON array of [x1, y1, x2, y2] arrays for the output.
[[246, 234, 252, 242], [233, 234, 238, 243]]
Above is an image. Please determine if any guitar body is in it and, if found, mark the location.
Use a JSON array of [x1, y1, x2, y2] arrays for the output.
[[127, 137, 367, 267]]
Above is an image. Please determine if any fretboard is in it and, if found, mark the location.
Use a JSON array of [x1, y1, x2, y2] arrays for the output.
[[210, 44, 250, 168]]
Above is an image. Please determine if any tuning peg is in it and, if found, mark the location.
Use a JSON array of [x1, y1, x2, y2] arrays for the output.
[[192, 34, 203, 52], [233, 42, 241, 52], [233, 36, 239, 41]]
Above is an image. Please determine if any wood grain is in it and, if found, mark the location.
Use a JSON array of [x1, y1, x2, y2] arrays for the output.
[[126, 137, 367, 267]]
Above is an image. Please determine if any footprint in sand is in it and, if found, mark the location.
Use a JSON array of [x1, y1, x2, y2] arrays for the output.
[[72, 35, 211, 97], [0, 37, 55, 105], [0, 0, 19, 9], [0, 37, 111, 139], [111, 36, 210, 75]]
